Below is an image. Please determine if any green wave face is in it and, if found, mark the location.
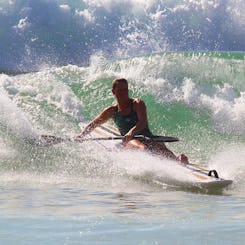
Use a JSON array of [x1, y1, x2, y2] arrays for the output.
[[62, 52, 244, 160], [0, 51, 244, 172]]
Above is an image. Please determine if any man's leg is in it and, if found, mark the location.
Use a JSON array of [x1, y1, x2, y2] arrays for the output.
[[147, 141, 176, 159], [147, 141, 189, 164], [124, 139, 146, 150], [124, 140, 189, 164]]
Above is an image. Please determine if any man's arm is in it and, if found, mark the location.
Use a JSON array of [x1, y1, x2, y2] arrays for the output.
[[77, 106, 115, 138]]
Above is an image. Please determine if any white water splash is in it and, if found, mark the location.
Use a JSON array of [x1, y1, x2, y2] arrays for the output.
[[209, 145, 245, 181], [0, 84, 35, 139]]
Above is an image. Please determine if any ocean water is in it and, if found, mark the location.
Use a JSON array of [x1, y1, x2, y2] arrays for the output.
[[1, 0, 245, 244], [1, 51, 245, 244]]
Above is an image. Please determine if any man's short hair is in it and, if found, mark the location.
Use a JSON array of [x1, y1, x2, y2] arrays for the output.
[[112, 78, 128, 90]]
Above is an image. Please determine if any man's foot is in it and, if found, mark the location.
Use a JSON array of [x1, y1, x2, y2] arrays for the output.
[[176, 154, 189, 164]]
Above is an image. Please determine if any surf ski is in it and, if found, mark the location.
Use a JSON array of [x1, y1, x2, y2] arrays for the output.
[[37, 124, 233, 191], [91, 125, 233, 190]]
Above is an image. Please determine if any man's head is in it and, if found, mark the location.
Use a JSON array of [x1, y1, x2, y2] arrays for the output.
[[112, 78, 128, 90], [112, 78, 129, 100]]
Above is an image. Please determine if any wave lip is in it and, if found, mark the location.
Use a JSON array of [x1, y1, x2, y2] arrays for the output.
[[0, 86, 35, 140], [181, 78, 245, 135]]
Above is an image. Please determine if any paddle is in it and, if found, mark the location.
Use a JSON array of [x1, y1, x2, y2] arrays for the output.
[[38, 134, 179, 146]]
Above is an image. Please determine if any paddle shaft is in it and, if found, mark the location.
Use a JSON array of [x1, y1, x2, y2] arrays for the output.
[[83, 135, 179, 142], [40, 134, 179, 145]]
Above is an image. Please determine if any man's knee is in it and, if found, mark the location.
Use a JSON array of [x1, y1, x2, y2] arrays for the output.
[[125, 139, 146, 150]]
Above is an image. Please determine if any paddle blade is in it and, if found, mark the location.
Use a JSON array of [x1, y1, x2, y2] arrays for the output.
[[133, 135, 179, 142], [39, 135, 71, 146], [151, 136, 179, 142]]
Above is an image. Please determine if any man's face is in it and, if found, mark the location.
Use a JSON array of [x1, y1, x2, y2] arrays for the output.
[[112, 82, 129, 99]]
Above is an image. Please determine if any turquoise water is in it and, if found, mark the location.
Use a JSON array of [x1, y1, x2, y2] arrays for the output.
[[0, 52, 245, 244], [0, 183, 244, 245]]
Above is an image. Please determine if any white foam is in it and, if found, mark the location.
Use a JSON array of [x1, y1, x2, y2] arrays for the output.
[[75, 9, 95, 24], [111, 54, 245, 135], [179, 78, 245, 134], [0, 138, 16, 159], [59, 4, 71, 13], [13, 16, 31, 30], [0, 85, 36, 139], [209, 144, 245, 191], [1, 71, 85, 122], [109, 149, 195, 185], [228, 1, 245, 30]]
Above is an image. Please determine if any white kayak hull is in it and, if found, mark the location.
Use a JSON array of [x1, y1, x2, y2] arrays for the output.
[[92, 125, 233, 191]]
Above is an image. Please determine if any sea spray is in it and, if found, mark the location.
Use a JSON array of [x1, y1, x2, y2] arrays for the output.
[[0, 51, 244, 196], [0, 71, 85, 136], [209, 144, 245, 182], [109, 149, 196, 185], [0, 87, 35, 140], [1, 0, 245, 72]]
